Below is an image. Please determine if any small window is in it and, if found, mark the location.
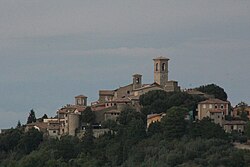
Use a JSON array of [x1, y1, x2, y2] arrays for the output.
[[215, 105, 218, 109], [127, 91, 130, 94], [156, 63, 159, 71], [53, 130, 56, 133], [220, 105, 224, 109], [162, 63, 166, 71], [209, 104, 212, 109], [203, 104, 206, 109]]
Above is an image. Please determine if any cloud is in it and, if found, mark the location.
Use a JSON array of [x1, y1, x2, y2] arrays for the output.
[[0, 1, 249, 39]]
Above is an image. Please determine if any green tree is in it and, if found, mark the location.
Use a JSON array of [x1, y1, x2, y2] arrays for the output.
[[81, 107, 96, 124], [246, 121, 250, 139], [27, 109, 36, 124], [81, 125, 95, 154], [196, 84, 227, 101], [18, 128, 43, 154], [189, 118, 228, 140], [42, 114, 48, 120], [161, 107, 188, 139], [16, 120, 22, 128], [139, 90, 205, 116], [117, 106, 145, 125], [147, 121, 163, 137]]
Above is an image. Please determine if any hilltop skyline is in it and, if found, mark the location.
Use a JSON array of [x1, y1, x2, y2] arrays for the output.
[[1, 0, 250, 129]]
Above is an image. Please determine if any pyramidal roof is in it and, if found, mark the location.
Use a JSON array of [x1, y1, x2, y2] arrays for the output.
[[153, 56, 169, 60]]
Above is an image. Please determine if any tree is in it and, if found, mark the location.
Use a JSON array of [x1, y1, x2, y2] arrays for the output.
[[18, 128, 43, 154], [139, 90, 205, 116], [27, 109, 36, 124], [246, 121, 250, 139], [81, 107, 95, 124], [196, 84, 227, 101], [16, 120, 22, 128], [117, 106, 145, 125], [161, 107, 188, 139], [147, 121, 163, 137], [236, 102, 249, 121], [42, 114, 48, 120], [81, 125, 95, 154], [189, 118, 228, 140]]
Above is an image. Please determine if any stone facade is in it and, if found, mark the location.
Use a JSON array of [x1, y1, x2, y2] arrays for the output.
[[197, 98, 229, 122], [153, 56, 169, 86]]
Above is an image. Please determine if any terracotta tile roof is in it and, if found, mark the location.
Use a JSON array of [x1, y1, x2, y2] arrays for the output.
[[153, 56, 169, 60], [199, 98, 229, 104], [186, 89, 205, 95], [26, 122, 48, 132], [57, 105, 86, 114], [99, 90, 115, 95], [133, 73, 142, 76], [75, 95, 87, 98], [106, 97, 131, 103], [223, 120, 246, 125], [147, 113, 166, 119]]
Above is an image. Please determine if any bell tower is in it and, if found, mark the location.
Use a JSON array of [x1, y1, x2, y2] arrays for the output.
[[132, 74, 142, 90], [75, 95, 87, 106], [153, 56, 169, 87]]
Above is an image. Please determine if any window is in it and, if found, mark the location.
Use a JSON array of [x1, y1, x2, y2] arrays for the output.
[[203, 104, 206, 109], [162, 63, 166, 71], [127, 91, 130, 94], [136, 78, 140, 84], [53, 130, 56, 133], [156, 63, 159, 71], [220, 105, 224, 109], [215, 105, 218, 109], [209, 104, 212, 109]]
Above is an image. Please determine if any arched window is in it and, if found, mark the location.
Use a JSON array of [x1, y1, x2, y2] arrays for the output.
[[156, 63, 159, 71], [162, 63, 166, 71]]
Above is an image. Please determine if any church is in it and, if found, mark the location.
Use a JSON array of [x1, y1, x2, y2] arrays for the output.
[[91, 56, 180, 123]]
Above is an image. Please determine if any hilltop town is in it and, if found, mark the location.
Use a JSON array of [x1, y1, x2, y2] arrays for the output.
[[1, 56, 250, 166], [21, 56, 249, 138]]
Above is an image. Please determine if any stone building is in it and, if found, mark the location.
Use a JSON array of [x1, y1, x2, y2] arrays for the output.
[[92, 56, 180, 123], [197, 98, 230, 126], [57, 95, 87, 136]]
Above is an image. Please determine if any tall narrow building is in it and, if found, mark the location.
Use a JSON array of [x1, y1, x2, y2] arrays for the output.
[[153, 56, 169, 87]]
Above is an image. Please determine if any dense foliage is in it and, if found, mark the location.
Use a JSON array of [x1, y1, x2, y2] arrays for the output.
[[139, 90, 205, 116], [196, 83, 228, 101]]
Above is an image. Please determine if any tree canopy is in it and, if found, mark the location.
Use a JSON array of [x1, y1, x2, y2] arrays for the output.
[[196, 83, 228, 101], [27, 109, 36, 124]]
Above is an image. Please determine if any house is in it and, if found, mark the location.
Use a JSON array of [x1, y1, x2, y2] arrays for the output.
[[197, 98, 230, 126], [147, 113, 166, 128], [57, 95, 87, 136], [223, 120, 246, 133], [232, 106, 250, 120]]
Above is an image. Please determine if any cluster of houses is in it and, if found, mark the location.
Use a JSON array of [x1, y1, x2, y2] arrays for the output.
[[24, 56, 249, 138]]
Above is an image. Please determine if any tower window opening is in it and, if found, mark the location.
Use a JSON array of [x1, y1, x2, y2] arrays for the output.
[[156, 63, 159, 71], [162, 63, 166, 71]]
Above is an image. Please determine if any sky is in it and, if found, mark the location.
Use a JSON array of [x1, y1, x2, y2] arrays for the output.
[[0, 0, 250, 129]]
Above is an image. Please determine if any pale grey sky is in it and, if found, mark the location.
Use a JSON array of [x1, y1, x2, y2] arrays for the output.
[[0, 0, 250, 129]]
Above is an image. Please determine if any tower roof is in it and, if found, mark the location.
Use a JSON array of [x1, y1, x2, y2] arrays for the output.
[[75, 95, 87, 98], [153, 56, 169, 61], [133, 73, 142, 76]]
